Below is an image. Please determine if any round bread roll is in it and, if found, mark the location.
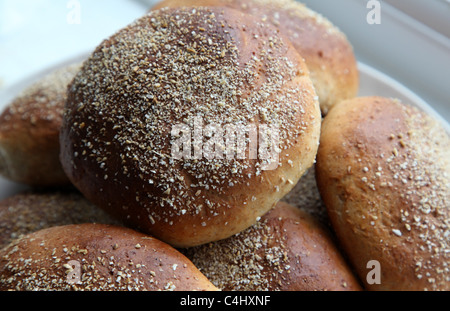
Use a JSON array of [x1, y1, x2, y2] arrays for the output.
[[60, 7, 321, 247], [151, 0, 359, 114], [0, 224, 219, 291], [181, 201, 362, 291], [0, 63, 81, 187], [0, 191, 121, 249], [316, 97, 450, 291]]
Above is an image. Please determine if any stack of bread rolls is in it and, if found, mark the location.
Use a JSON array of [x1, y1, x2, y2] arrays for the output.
[[0, 0, 448, 291]]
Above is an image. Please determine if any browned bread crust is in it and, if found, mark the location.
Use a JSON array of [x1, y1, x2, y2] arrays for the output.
[[151, 0, 359, 114], [0, 63, 81, 187], [181, 201, 362, 291], [0, 223, 218, 291], [316, 96, 450, 291], [60, 7, 320, 247]]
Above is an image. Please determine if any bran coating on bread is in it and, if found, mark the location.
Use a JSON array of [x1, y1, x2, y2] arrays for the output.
[[60, 7, 320, 247], [0, 191, 120, 249], [316, 97, 450, 291], [0, 63, 81, 186], [0, 224, 218, 291], [152, 0, 359, 114], [181, 201, 362, 291]]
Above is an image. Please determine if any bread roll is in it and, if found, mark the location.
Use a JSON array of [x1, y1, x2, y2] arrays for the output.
[[0, 224, 218, 291], [151, 0, 359, 114], [0, 63, 81, 187], [0, 191, 120, 249], [181, 201, 361, 291], [316, 97, 450, 291], [60, 7, 321, 247]]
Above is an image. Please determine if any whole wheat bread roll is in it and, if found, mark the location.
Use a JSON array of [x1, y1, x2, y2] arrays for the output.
[[0, 224, 218, 291], [181, 201, 362, 291], [316, 97, 450, 291], [60, 7, 321, 248], [0, 63, 81, 187]]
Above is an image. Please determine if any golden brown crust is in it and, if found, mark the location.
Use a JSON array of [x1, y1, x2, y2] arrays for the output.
[[0, 63, 81, 187], [60, 7, 320, 247], [0, 224, 219, 291], [181, 201, 362, 291], [151, 0, 359, 114], [0, 191, 121, 249], [316, 96, 450, 291]]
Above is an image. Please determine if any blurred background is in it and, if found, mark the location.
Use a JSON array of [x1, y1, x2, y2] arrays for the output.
[[0, 0, 449, 122]]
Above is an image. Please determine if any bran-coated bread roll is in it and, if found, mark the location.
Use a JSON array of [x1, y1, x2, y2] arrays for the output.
[[151, 0, 359, 114], [0, 191, 120, 249], [316, 97, 450, 291], [0, 63, 81, 187], [181, 201, 362, 291], [60, 7, 321, 247], [0, 224, 218, 291]]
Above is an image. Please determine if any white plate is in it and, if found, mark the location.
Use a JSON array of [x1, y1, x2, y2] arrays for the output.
[[0, 59, 449, 200]]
